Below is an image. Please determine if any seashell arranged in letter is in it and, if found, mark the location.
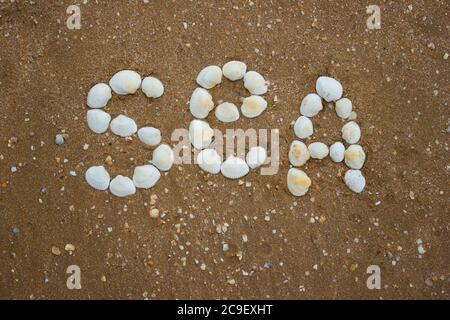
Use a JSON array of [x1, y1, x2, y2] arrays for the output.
[[110, 115, 138, 137], [141, 76, 164, 98], [189, 119, 214, 150], [244, 71, 267, 95], [329, 142, 345, 163], [132, 165, 161, 189], [335, 98, 352, 119], [196, 65, 223, 89], [197, 148, 222, 174], [342, 121, 361, 144], [109, 175, 136, 197], [308, 142, 329, 160], [287, 168, 311, 197], [246, 146, 267, 169], [87, 109, 111, 134], [87, 83, 112, 109], [152, 144, 174, 171], [289, 141, 310, 167], [85, 166, 110, 191], [241, 96, 268, 118], [344, 169, 366, 193], [300, 93, 323, 117], [221, 156, 250, 179], [222, 61, 247, 81], [294, 116, 314, 139], [138, 127, 161, 146], [189, 88, 214, 119], [215, 102, 240, 123], [315, 76, 343, 102], [344, 144, 366, 169], [109, 70, 142, 95]]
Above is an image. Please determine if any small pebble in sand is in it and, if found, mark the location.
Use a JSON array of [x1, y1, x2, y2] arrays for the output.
[[55, 134, 65, 145], [51, 246, 61, 256], [149, 208, 160, 219]]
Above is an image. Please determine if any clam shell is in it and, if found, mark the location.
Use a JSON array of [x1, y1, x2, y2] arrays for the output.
[[85, 166, 110, 191], [342, 121, 361, 144], [300, 93, 323, 117], [241, 95, 267, 118], [287, 168, 311, 197], [109, 175, 136, 197], [222, 61, 247, 81], [221, 156, 250, 179], [87, 109, 111, 134], [215, 102, 240, 123], [344, 144, 366, 169], [329, 142, 345, 163], [308, 142, 329, 160], [289, 141, 310, 167], [189, 119, 214, 150], [138, 127, 161, 146], [87, 83, 112, 109], [189, 87, 214, 119], [316, 76, 343, 102], [110, 115, 138, 137], [294, 116, 314, 139], [132, 165, 161, 189], [109, 70, 142, 95], [152, 144, 174, 171], [197, 148, 222, 174], [244, 71, 267, 95], [246, 146, 267, 169], [141, 76, 164, 98], [335, 98, 352, 119], [196, 65, 223, 89], [344, 169, 366, 193]]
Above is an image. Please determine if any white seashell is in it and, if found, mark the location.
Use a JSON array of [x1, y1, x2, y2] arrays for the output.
[[300, 93, 323, 117], [341, 121, 361, 144], [344, 170, 366, 193], [196, 65, 223, 89], [294, 116, 314, 139], [109, 175, 136, 197], [329, 142, 345, 163], [289, 141, 310, 167], [110, 115, 138, 137], [141, 76, 164, 98], [152, 144, 174, 171], [87, 109, 111, 133], [241, 95, 268, 118], [246, 146, 267, 169], [85, 166, 110, 191], [189, 119, 214, 150], [222, 61, 247, 81], [335, 98, 352, 119], [132, 165, 160, 189], [138, 127, 161, 146], [344, 144, 366, 169], [215, 102, 240, 123], [197, 149, 222, 174], [87, 83, 112, 109], [221, 156, 249, 179], [109, 70, 142, 95], [87, 109, 111, 134], [244, 71, 267, 95], [308, 142, 329, 160], [287, 168, 311, 197], [316, 76, 343, 102], [189, 87, 214, 119]]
